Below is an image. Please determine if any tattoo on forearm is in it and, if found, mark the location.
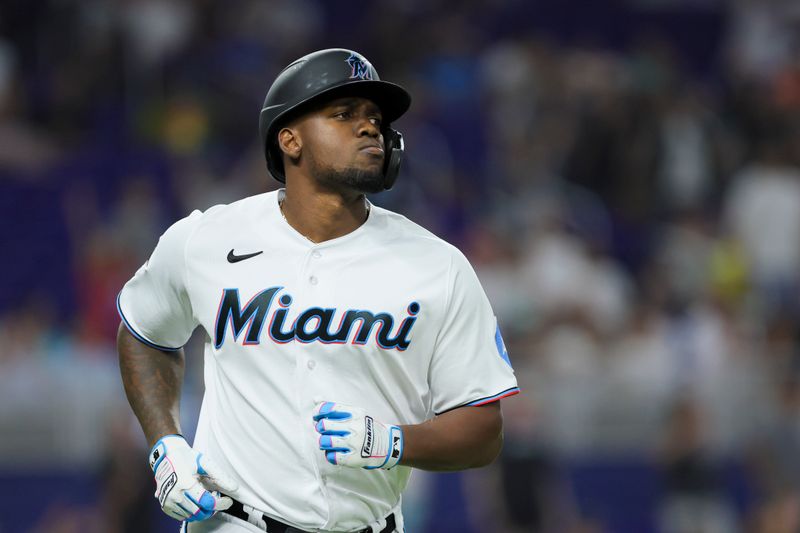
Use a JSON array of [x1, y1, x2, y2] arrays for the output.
[[118, 331, 185, 447]]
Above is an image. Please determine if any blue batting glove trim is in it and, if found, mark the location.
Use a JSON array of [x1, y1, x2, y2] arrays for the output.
[[187, 491, 216, 510], [313, 403, 352, 422], [149, 434, 185, 472], [313, 402, 337, 420], [184, 491, 216, 522], [186, 507, 214, 522], [325, 451, 339, 465], [196, 454, 207, 476], [394, 426, 405, 466], [324, 410, 352, 420], [199, 491, 216, 510], [150, 434, 185, 455], [319, 435, 350, 452]]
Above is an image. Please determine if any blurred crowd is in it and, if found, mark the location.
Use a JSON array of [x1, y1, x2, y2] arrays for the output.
[[1, 1, 800, 532]]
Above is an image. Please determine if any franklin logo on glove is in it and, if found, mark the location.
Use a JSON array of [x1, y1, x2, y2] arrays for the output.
[[362, 416, 375, 458], [157, 471, 178, 506]]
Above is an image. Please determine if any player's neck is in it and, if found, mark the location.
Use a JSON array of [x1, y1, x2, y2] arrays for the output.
[[279, 184, 369, 244]]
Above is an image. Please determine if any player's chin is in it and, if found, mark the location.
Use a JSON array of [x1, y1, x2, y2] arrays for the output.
[[355, 150, 384, 169], [316, 162, 384, 194], [343, 166, 385, 194]]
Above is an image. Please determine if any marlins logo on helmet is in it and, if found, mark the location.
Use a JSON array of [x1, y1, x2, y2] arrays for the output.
[[346, 53, 374, 80]]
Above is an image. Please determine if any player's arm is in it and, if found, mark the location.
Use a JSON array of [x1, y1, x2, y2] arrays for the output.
[[116, 212, 237, 523], [398, 402, 503, 471], [117, 321, 184, 447], [118, 321, 238, 522]]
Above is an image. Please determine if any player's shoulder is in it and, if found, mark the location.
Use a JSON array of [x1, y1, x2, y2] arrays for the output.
[[370, 204, 467, 262], [176, 191, 275, 232], [158, 191, 275, 248], [193, 191, 275, 224]]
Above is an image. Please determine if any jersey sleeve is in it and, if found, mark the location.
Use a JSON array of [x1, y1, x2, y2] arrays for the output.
[[116, 210, 202, 351], [429, 249, 520, 415]]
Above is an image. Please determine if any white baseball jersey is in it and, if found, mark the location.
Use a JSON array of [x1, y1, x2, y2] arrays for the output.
[[117, 189, 519, 532]]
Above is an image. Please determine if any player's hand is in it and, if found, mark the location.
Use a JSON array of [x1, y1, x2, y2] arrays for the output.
[[148, 434, 239, 522], [313, 401, 403, 470]]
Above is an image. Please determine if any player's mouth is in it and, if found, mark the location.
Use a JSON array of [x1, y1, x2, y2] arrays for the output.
[[359, 143, 384, 156]]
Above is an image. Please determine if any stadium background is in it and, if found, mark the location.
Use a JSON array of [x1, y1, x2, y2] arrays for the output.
[[1, 0, 800, 532]]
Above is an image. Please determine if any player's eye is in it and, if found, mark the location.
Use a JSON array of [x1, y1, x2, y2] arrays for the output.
[[333, 111, 350, 119], [369, 116, 382, 127]]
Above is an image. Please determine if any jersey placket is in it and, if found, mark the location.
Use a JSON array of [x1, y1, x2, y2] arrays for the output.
[[291, 244, 337, 523]]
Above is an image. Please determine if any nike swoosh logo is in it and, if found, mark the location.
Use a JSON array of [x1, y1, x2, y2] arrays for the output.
[[227, 249, 263, 263]]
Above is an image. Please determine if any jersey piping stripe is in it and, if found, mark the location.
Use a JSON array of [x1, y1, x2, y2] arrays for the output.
[[116, 292, 183, 352], [466, 387, 520, 406], [435, 386, 520, 415]]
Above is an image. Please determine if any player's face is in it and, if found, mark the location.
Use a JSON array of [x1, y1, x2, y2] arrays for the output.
[[297, 97, 386, 194]]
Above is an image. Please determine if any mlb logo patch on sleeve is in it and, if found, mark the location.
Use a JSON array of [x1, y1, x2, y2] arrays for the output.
[[495, 323, 512, 368]]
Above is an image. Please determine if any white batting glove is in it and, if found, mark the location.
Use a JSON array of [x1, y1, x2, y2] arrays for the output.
[[148, 434, 238, 522], [313, 402, 404, 470]]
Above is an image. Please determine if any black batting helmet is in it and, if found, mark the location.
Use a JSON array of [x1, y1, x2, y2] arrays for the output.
[[258, 48, 411, 189]]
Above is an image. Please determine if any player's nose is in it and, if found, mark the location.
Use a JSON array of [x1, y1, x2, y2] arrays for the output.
[[355, 117, 381, 138], [355, 108, 381, 137]]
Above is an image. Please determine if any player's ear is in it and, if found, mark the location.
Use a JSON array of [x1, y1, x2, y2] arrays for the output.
[[277, 127, 302, 162]]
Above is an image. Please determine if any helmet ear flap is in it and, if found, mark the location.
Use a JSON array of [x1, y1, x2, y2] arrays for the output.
[[382, 128, 404, 190], [266, 143, 286, 183], [261, 105, 286, 183]]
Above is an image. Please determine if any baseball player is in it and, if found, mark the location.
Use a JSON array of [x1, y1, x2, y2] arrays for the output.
[[117, 49, 519, 533]]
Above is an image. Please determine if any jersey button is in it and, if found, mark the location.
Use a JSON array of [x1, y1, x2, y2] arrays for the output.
[[309, 275, 318, 285], [307, 360, 316, 370], [311, 250, 322, 259]]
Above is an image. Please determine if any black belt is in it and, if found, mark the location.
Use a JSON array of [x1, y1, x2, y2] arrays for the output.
[[222, 497, 396, 533]]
